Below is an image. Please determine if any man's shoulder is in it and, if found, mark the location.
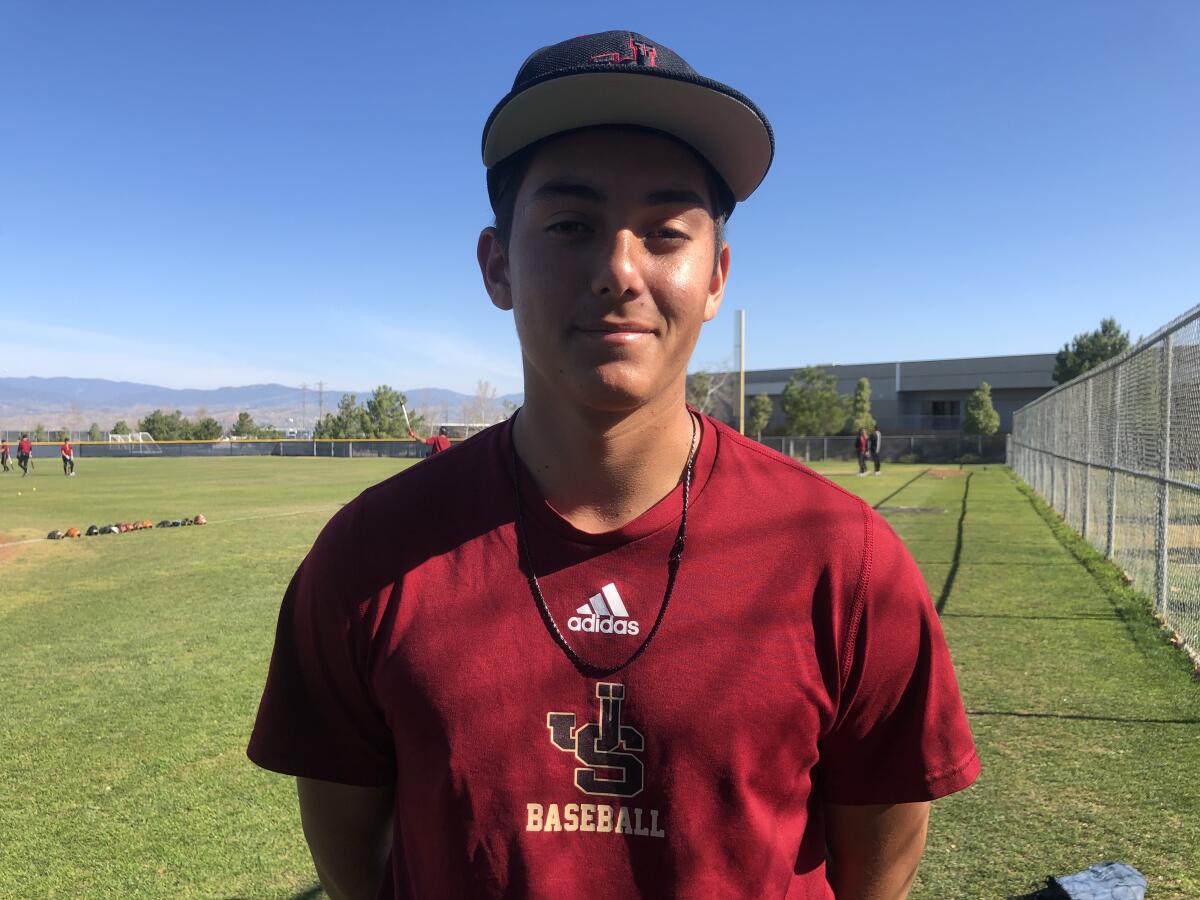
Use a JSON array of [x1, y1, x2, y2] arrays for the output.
[[708, 417, 871, 519], [311, 423, 508, 568]]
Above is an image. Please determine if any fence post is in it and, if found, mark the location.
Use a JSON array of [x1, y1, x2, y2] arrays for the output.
[[1105, 368, 1122, 559], [823, 437, 828, 460], [1050, 438, 1057, 509], [1082, 379, 1092, 540], [1156, 335, 1173, 614]]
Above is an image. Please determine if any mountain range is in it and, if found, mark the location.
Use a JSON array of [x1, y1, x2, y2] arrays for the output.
[[0, 377, 523, 432]]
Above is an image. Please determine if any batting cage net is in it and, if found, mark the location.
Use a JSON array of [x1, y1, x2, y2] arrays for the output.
[[1010, 303, 1200, 667]]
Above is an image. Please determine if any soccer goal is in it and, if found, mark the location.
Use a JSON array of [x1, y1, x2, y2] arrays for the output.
[[108, 432, 163, 456]]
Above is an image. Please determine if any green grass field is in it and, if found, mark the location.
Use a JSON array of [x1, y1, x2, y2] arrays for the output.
[[2, 458, 1197, 897]]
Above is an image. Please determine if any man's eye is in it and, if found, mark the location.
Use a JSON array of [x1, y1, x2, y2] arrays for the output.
[[546, 221, 590, 234], [647, 228, 689, 241]]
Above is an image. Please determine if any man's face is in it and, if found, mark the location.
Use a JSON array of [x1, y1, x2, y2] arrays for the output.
[[480, 129, 729, 414]]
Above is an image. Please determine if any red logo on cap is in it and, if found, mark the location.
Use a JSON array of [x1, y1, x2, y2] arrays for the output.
[[591, 35, 657, 68]]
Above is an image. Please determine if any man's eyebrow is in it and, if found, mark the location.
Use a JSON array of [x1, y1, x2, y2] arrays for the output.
[[644, 188, 707, 208], [529, 180, 604, 203], [528, 180, 708, 210]]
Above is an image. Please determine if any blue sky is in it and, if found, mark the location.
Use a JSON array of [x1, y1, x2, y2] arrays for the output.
[[1, 2, 1197, 394]]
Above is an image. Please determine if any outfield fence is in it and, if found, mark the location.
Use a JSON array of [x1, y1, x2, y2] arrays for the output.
[[7, 438, 438, 460], [1010, 303, 1200, 665], [761, 433, 1007, 464]]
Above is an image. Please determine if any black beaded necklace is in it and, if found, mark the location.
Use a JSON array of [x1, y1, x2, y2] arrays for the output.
[[509, 412, 697, 678]]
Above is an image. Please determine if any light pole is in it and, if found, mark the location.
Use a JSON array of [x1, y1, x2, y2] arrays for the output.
[[737, 309, 746, 435]]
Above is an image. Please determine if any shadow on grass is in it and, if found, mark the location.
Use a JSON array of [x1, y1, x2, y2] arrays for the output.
[[872, 468, 930, 509], [1013, 474, 1200, 676], [935, 472, 972, 614], [967, 709, 1199, 725], [1005, 888, 1062, 900]]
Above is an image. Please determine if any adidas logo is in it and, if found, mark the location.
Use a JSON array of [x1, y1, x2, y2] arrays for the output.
[[567, 583, 640, 636]]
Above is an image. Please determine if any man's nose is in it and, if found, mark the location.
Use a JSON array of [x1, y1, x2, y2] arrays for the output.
[[589, 229, 647, 301]]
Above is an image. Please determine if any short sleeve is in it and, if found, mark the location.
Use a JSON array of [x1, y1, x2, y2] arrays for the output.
[[819, 511, 979, 804], [247, 504, 395, 786]]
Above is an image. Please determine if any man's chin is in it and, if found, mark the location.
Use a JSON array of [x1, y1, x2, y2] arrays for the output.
[[564, 368, 664, 414]]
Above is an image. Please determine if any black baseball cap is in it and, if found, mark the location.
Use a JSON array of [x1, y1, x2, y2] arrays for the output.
[[482, 31, 774, 216]]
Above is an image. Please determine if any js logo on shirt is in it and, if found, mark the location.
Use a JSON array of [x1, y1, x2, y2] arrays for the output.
[[547, 682, 644, 797], [531, 683, 666, 839]]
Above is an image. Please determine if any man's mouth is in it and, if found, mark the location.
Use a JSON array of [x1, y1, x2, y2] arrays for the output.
[[574, 321, 656, 344]]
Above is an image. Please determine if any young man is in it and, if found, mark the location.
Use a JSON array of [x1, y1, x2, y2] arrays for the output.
[[856, 428, 870, 476], [1, 439, 10, 473], [408, 424, 451, 455], [870, 427, 883, 475], [17, 433, 32, 476], [61, 437, 75, 476], [249, 31, 978, 900]]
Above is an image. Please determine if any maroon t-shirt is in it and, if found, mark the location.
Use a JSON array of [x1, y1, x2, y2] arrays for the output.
[[248, 415, 978, 899], [425, 435, 451, 454]]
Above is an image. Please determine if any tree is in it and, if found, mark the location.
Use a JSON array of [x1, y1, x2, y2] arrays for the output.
[[138, 410, 190, 441], [964, 382, 1001, 436], [112, 420, 131, 435], [1053, 317, 1131, 384], [780, 367, 845, 435], [231, 411, 258, 438], [88, 422, 102, 441], [686, 369, 733, 419], [315, 393, 367, 439], [34, 424, 48, 441], [364, 385, 411, 437], [191, 417, 223, 440], [747, 394, 773, 440], [471, 380, 498, 425], [847, 377, 875, 433]]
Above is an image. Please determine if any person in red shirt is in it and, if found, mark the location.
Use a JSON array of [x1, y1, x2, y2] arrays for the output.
[[60, 438, 75, 476], [17, 433, 32, 476], [1, 439, 10, 473], [408, 425, 451, 456], [856, 428, 870, 476], [249, 31, 978, 900]]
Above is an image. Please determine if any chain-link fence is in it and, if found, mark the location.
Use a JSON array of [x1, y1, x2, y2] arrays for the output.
[[1009, 304, 1200, 666], [761, 433, 1006, 464]]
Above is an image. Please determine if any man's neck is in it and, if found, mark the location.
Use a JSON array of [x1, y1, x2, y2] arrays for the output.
[[513, 385, 696, 534]]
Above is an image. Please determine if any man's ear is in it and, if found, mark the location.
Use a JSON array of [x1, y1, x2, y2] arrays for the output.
[[477, 227, 513, 311], [703, 241, 731, 322]]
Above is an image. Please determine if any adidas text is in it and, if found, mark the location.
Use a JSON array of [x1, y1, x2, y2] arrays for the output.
[[567, 614, 640, 635]]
